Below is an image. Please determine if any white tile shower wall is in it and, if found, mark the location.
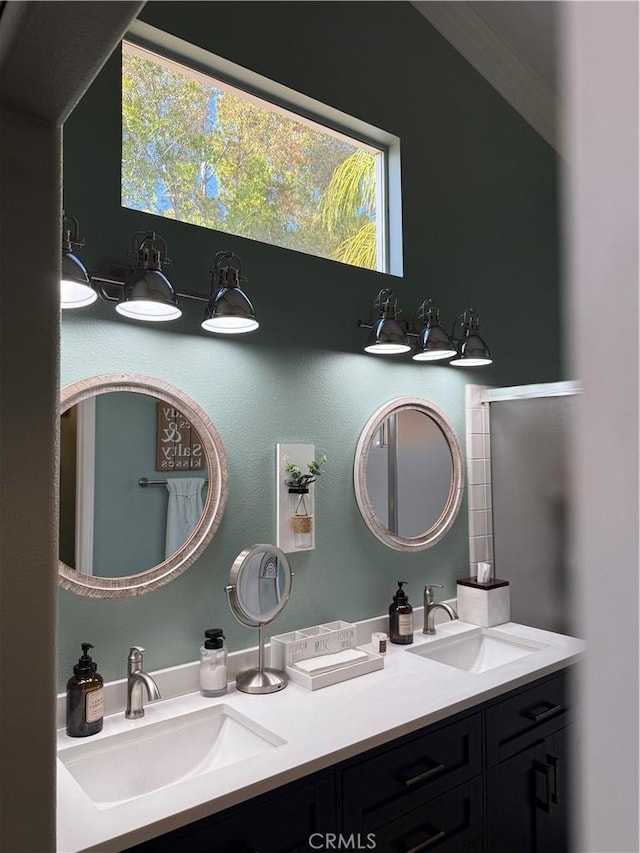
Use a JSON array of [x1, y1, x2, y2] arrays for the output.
[[465, 384, 494, 578]]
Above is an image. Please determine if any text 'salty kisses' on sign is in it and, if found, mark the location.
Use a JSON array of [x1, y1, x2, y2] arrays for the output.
[[156, 403, 203, 470]]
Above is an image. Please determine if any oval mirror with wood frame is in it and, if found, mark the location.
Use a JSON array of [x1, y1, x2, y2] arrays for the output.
[[354, 397, 464, 551], [59, 374, 228, 598]]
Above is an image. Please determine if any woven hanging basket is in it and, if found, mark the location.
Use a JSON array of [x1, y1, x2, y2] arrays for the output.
[[292, 514, 313, 534]]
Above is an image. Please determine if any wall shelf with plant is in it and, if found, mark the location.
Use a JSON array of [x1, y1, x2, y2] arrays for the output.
[[276, 444, 327, 553]]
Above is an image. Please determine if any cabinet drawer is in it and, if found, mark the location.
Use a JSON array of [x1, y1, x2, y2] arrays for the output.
[[372, 777, 483, 853], [343, 714, 481, 830], [486, 671, 570, 765]]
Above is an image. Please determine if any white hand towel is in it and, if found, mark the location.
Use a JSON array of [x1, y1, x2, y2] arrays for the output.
[[165, 478, 206, 558]]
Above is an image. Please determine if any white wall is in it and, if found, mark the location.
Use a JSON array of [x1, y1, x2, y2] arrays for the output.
[[0, 5, 143, 849], [0, 106, 60, 853], [562, 2, 640, 850]]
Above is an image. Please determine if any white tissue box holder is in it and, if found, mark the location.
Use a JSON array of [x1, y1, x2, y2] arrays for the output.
[[457, 577, 510, 627]]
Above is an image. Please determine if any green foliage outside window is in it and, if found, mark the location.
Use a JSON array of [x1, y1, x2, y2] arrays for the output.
[[122, 46, 380, 270]]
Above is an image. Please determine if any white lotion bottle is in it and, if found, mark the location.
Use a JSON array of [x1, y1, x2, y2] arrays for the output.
[[200, 628, 228, 697]]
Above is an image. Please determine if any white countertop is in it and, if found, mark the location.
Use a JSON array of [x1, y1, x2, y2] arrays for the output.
[[57, 620, 584, 853]]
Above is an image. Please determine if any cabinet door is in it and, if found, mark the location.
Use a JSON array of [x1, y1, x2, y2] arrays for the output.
[[487, 728, 570, 853], [486, 743, 537, 853], [534, 728, 570, 853]]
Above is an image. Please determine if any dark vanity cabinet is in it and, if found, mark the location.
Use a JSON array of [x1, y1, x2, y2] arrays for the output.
[[343, 667, 573, 853], [126, 669, 572, 853], [485, 671, 572, 853]]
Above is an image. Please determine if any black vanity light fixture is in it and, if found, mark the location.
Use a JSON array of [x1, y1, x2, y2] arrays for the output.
[[360, 288, 411, 355], [411, 299, 457, 362], [449, 308, 492, 367], [358, 292, 492, 367], [201, 251, 259, 334], [65, 223, 259, 336], [60, 212, 97, 309], [116, 231, 181, 322]]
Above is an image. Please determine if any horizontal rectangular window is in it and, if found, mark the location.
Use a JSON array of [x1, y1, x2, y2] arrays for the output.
[[122, 40, 389, 272]]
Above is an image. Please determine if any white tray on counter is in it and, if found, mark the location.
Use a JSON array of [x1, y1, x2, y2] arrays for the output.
[[285, 647, 384, 691], [271, 620, 358, 670]]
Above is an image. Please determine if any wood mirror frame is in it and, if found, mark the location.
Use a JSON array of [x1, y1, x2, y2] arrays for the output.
[[59, 373, 229, 598], [354, 397, 464, 552]]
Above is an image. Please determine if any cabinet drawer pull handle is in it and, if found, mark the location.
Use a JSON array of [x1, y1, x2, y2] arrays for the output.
[[400, 761, 446, 787], [548, 753, 560, 806], [526, 702, 563, 723], [534, 760, 553, 813], [402, 827, 446, 853]]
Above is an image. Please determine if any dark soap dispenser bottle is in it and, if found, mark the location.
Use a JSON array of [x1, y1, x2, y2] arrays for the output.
[[66, 642, 104, 738], [389, 581, 414, 645]]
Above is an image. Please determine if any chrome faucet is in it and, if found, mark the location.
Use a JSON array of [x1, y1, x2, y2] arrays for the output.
[[423, 584, 459, 634], [125, 646, 161, 719]]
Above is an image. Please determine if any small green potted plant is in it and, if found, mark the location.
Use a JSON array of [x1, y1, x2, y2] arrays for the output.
[[283, 454, 327, 547]]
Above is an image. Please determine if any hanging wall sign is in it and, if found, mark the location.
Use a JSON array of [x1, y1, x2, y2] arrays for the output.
[[156, 403, 204, 471]]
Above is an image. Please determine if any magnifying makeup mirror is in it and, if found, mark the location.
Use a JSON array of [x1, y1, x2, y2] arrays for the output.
[[226, 544, 293, 694]]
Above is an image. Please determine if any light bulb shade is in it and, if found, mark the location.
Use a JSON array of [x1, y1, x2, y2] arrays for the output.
[[201, 286, 258, 334], [61, 250, 97, 309], [364, 317, 411, 354], [116, 268, 181, 322], [449, 333, 492, 367], [412, 324, 456, 362]]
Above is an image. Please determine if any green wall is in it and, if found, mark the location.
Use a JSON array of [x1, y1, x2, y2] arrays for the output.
[[58, 2, 560, 689]]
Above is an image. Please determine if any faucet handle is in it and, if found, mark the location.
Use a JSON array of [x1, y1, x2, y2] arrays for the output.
[[424, 584, 444, 603], [128, 646, 145, 661]]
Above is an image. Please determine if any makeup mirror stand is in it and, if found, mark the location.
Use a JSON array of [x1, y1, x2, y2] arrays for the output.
[[225, 544, 293, 695], [224, 612, 287, 695]]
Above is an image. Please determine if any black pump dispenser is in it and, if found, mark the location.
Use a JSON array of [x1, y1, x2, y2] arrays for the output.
[[200, 628, 228, 697], [204, 628, 225, 650], [74, 642, 97, 676], [389, 581, 414, 645], [66, 642, 104, 737], [393, 581, 409, 605]]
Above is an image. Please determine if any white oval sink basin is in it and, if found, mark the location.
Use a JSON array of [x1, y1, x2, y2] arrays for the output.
[[407, 628, 549, 673], [58, 704, 286, 809]]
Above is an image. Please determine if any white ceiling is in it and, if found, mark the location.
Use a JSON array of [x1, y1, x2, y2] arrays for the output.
[[412, 1, 559, 151]]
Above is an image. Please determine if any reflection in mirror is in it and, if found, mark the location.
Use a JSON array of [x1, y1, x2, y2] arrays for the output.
[[366, 410, 454, 538], [354, 398, 464, 551], [236, 550, 288, 624], [59, 374, 228, 598], [60, 392, 209, 577], [226, 544, 292, 694]]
